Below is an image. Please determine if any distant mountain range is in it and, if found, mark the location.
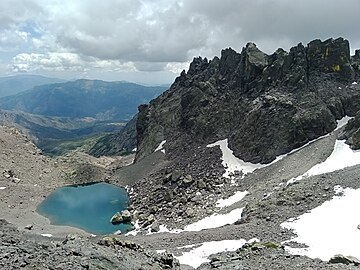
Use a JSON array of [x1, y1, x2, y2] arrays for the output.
[[0, 75, 65, 97], [0, 79, 167, 121]]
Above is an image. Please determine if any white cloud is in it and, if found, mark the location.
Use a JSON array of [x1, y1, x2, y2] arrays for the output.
[[0, 29, 29, 52], [11, 52, 83, 72], [10, 52, 137, 73], [165, 62, 191, 74], [1, 0, 360, 82]]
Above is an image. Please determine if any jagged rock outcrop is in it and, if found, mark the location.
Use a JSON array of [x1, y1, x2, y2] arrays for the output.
[[135, 38, 360, 164], [352, 49, 360, 80]]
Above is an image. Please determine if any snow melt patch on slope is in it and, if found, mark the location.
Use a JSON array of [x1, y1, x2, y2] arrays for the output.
[[207, 139, 274, 178], [335, 116, 353, 131], [216, 191, 248, 208], [154, 140, 166, 153], [0, 187, 6, 190], [156, 207, 245, 234], [281, 186, 360, 261], [176, 239, 248, 268], [288, 140, 360, 185], [40, 234, 53, 237], [184, 208, 244, 232]]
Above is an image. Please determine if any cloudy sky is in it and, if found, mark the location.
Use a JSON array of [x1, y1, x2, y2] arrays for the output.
[[1, 0, 360, 85]]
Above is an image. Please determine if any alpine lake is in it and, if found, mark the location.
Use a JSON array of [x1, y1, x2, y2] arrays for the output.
[[37, 182, 132, 235]]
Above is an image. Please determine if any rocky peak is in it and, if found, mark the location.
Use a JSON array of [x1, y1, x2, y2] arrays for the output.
[[187, 56, 209, 76], [354, 49, 360, 60], [352, 49, 360, 80], [218, 47, 241, 79], [243, 42, 268, 68], [307, 37, 354, 81]]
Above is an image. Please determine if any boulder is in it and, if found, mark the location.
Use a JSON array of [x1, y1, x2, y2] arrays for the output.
[[110, 210, 131, 224], [150, 222, 160, 233], [185, 208, 195, 218], [164, 190, 174, 201], [121, 210, 132, 222], [171, 170, 182, 182], [197, 179, 206, 189], [110, 212, 123, 224], [329, 254, 360, 266], [182, 175, 193, 185], [147, 214, 155, 223], [24, 224, 33, 230]]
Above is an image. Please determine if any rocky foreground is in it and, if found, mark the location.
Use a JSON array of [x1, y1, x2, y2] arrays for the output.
[[0, 220, 179, 270]]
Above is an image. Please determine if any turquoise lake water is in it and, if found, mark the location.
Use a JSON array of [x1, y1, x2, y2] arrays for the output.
[[37, 182, 132, 235]]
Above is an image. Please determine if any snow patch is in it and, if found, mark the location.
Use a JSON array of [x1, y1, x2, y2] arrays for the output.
[[132, 147, 137, 152], [334, 185, 344, 195], [352, 81, 358, 85], [40, 234, 53, 237], [335, 116, 353, 131], [216, 191, 248, 208], [176, 239, 247, 268], [125, 220, 141, 236], [154, 140, 166, 154], [281, 187, 360, 261], [184, 208, 244, 232], [207, 139, 279, 178], [153, 207, 245, 234], [287, 139, 360, 185], [0, 187, 6, 190]]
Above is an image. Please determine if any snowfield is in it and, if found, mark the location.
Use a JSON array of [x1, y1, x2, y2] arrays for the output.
[[282, 186, 360, 261], [176, 239, 258, 268], [282, 116, 360, 261]]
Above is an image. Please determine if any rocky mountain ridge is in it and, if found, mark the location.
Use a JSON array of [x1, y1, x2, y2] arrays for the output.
[[136, 37, 360, 165]]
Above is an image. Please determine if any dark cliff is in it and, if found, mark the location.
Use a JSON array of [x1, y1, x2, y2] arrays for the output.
[[135, 38, 360, 164]]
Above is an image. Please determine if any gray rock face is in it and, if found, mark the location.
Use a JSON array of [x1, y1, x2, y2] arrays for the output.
[[339, 111, 360, 149], [135, 37, 360, 164]]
